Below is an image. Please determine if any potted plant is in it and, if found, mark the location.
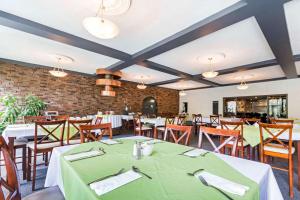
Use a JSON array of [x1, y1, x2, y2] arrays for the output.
[[21, 95, 47, 116], [0, 94, 21, 133]]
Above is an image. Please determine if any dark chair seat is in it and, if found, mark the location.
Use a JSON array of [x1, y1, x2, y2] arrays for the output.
[[23, 186, 64, 200]]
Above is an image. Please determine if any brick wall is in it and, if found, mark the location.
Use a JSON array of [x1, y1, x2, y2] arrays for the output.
[[0, 62, 179, 115]]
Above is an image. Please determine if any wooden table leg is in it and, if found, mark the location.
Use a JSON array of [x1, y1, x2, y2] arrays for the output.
[[297, 141, 300, 190], [153, 127, 157, 139], [8, 137, 15, 159]]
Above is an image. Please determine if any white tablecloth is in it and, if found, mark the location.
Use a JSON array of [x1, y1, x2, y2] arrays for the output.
[[141, 118, 165, 127], [2, 124, 44, 142], [45, 136, 283, 200], [121, 115, 134, 121], [99, 115, 122, 128]]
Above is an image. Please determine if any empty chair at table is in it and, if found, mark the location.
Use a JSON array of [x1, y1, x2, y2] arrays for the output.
[[64, 119, 93, 145], [220, 120, 250, 158], [94, 116, 103, 125], [133, 116, 153, 137], [27, 120, 66, 191], [0, 136, 64, 200], [79, 123, 112, 143], [52, 115, 70, 121], [243, 118, 261, 125], [270, 118, 294, 125], [23, 115, 48, 123], [156, 117, 174, 139], [174, 115, 185, 125], [198, 126, 240, 157], [192, 114, 207, 135], [164, 124, 192, 146], [209, 115, 220, 127], [258, 123, 294, 198]]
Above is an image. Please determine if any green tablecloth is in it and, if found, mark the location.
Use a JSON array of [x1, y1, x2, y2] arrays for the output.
[[60, 140, 259, 200], [241, 126, 268, 147]]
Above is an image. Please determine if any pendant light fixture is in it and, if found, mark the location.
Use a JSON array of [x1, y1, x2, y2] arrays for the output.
[[237, 81, 249, 90], [49, 57, 68, 78], [137, 76, 147, 89], [202, 57, 219, 79], [83, 0, 130, 39]]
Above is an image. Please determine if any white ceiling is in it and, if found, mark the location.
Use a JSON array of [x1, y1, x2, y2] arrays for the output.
[[0, 25, 119, 74], [121, 65, 178, 84], [159, 80, 208, 90], [149, 17, 275, 75], [0, 0, 239, 54], [210, 66, 285, 84], [296, 61, 300, 75], [285, 0, 300, 55]]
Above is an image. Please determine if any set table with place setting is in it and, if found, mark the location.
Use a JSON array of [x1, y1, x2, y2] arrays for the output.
[[44, 136, 282, 200]]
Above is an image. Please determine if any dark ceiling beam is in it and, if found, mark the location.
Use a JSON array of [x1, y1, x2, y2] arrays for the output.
[[247, 0, 297, 78], [0, 10, 131, 61], [149, 78, 185, 86], [107, 1, 251, 71], [139, 61, 221, 86]]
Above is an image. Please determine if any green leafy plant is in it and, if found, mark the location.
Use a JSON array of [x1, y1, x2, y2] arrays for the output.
[[21, 95, 46, 116], [0, 94, 21, 125]]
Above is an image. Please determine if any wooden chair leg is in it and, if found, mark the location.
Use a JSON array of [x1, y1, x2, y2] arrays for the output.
[[27, 148, 32, 181], [289, 158, 294, 198], [32, 152, 37, 191], [22, 146, 26, 180], [45, 152, 48, 166]]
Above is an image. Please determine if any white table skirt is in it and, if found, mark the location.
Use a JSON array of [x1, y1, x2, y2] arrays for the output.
[[2, 124, 44, 142], [44, 136, 282, 200], [121, 115, 134, 121], [141, 118, 165, 127], [99, 115, 122, 128]]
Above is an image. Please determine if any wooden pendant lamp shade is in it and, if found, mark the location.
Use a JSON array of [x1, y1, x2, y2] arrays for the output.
[[96, 69, 122, 97]]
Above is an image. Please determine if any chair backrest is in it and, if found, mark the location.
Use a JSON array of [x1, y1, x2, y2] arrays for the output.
[[94, 116, 103, 125], [165, 117, 175, 126], [192, 114, 203, 124], [66, 119, 93, 144], [79, 123, 112, 143], [0, 136, 21, 200], [198, 126, 240, 156], [259, 123, 293, 158], [23, 116, 48, 124], [163, 124, 192, 146], [243, 118, 261, 125], [174, 115, 185, 125], [133, 116, 142, 129], [34, 120, 66, 149], [210, 115, 220, 125], [270, 118, 294, 125], [52, 115, 69, 121]]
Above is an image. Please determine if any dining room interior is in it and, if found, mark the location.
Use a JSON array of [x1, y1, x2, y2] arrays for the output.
[[1, 0, 300, 200]]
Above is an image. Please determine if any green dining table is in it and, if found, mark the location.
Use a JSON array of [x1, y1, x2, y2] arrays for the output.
[[60, 139, 259, 200]]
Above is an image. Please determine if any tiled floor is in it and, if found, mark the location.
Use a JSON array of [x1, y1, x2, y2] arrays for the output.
[[1, 130, 299, 200]]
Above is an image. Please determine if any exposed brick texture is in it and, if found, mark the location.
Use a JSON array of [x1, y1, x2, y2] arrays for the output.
[[0, 62, 179, 115]]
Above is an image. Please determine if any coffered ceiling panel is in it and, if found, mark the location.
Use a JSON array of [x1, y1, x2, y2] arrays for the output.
[[159, 80, 208, 90], [149, 17, 275, 75], [0, 25, 119, 74], [121, 65, 179, 84], [0, 0, 240, 54], [284, 0, 300, 55], [210, 66, 285, 84]]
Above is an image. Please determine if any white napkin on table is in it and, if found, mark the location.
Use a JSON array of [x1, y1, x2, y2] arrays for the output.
[[184, 149, 207, 157], [90, 170, 142, 196], [100, 139, 120, 145], [195, 171, 249, 196], [64, 151, 102, 161]]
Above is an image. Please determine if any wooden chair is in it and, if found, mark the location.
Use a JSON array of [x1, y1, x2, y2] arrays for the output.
[[270, 118, 294, 125], [174, 115, 185, 125], [209, 115, 220, 127], [163, 124, 192, 146], [27, 120, 66, 191], [243, 118, 261, 125], [155, 117, 174, 139], [94, 116, 103, 125], [23, 116, 48, 123], [220, 120, 250, 158], [64, 119, 93, 145], [133, 116, 153, 137], [52, 115, 69, 121], [258, 123, 294, 198], [192, 114, 207, 134], [79, 123, 112, 143], [0, 136, 64, 200], [198, 126, 240, 156]]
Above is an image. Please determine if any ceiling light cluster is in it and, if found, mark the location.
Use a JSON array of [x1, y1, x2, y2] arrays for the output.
[[179, 90, 187, 96], [202, 57, 219, 79], [237, 81, 248, 90], [83, 0, 131, 39], [136, 76, 147, 90], [49, 55, 74, 78]]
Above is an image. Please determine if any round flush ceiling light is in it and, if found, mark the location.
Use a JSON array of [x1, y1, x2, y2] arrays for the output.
[[83, 17, 119, 39], [102, 0, 131, 15], [179, 90, 187, 96]]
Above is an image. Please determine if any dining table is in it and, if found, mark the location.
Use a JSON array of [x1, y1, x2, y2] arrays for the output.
[[215, 124, 300, 190], [140, 118, 166, 138], [44, 136, 283, 200]]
